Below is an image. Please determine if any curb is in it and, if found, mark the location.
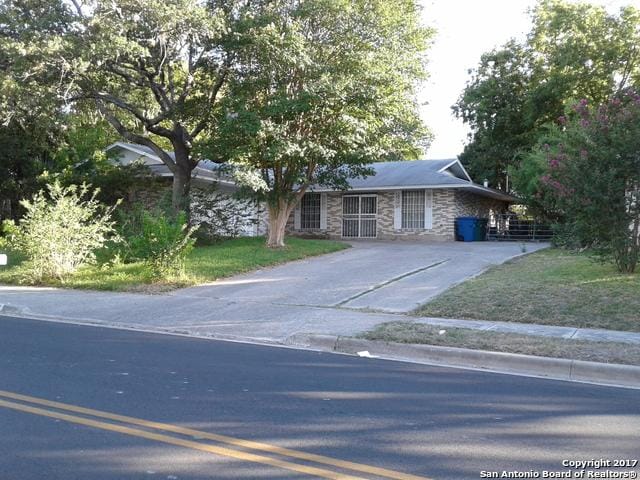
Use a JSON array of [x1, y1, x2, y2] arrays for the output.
[[286, 334, 640, 390], [0, 303, 29, 315]]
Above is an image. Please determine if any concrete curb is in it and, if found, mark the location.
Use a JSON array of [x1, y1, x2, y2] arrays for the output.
[[0, 303, 29, 315], [286, 333, 640, 390]]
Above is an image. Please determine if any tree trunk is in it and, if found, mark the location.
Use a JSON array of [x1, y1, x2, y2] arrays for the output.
[[171, 138, 193, 220], [266, 200, 295, 248], [172, 167, 191, 216]]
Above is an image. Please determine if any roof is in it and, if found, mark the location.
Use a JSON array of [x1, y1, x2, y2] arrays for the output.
[[105, 142, 516, 202], [312, 159, 517, 202], [104, 142, 232, 185]]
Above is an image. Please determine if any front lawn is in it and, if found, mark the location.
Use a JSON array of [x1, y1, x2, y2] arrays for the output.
[[0, 237, 348, 292], [416, 248, 640, 332]]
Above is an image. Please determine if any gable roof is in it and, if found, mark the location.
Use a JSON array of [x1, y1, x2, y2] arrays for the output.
[[105, 143, 516, 202], [104, 142, 232, 185], [312, 159, 517, 202]]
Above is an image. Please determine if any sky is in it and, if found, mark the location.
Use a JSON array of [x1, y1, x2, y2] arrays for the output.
[[419, 0, 638, 160]]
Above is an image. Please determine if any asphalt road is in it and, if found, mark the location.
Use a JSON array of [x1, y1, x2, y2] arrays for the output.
[[0, 315, 639, 480]]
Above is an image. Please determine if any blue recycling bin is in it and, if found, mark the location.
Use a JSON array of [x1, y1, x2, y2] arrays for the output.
[[455, 217, 477, 242]]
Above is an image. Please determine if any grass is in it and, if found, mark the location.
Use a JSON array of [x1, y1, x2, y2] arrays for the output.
[[0, 236, 348, 292], [415, 248, 640, 332], [361, 321, 640, 366]]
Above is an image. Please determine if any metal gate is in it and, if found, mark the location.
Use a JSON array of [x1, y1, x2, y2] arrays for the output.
[[488, 213, 553, 241], [342, 195, 377, 238]]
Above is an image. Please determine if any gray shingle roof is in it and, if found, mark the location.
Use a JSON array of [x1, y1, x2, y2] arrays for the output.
[[107, 142, 227, 181], [107, 143, 516, 201], [345, 159, 469, 189]]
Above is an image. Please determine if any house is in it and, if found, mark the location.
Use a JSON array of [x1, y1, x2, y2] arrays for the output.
[[106, 142, 515, 241], [104, 142, 266, 237], [288, 159, 516, 240]]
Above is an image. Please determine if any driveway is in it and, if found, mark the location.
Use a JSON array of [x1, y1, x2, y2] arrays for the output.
[[0, 241, 549, 342], [177, 241, 548, 312]]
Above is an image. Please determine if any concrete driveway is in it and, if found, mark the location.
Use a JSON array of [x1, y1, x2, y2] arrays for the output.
[[177, 241, 548, 313], [0, 241, 549, 342]]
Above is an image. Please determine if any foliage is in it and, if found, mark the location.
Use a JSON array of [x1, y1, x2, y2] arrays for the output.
[[529, 90, 640, 272], [0, 0, 243, 213], [209, 0, 433, 247], [0, 111, 119, 221], [0, 118, 64, 222], [118, 208, 197, 278], [56, 152, 159, 207], [0, 219, 19, 251], [15, 182, 119, 283], [190, 188, 260, 243], [455, 0, 640, 188]]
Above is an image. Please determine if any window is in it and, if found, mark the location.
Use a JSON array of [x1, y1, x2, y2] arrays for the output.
[[402, 190, 425, 229], [300, 193, 321, 229]]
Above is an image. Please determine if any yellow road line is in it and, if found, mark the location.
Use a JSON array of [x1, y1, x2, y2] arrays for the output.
[[0, 398, 366, 480], [0, 390, 430, 480]]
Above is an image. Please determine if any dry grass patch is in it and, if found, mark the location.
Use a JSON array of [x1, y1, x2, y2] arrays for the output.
[[361, 322, 640, 366]]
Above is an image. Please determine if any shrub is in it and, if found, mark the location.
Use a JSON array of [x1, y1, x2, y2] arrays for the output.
[[190, 188, 259, 243], [120, 209, 197, 278], [0, 219, 19, 251], [16, 182, 119, 282]]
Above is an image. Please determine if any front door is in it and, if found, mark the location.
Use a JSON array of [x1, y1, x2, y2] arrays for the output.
[[342, 195, 377, 238]]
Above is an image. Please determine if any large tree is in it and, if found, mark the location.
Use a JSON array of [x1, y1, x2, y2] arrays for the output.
[[211, 0, 432, 247], [0, 0, 241, 213], [454, 0, 640, 190]]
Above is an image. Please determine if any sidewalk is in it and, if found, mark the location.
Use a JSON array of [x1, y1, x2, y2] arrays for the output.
[[0, 285, 639, 346]]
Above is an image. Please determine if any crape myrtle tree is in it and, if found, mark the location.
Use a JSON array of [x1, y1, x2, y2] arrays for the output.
[[0, 0, 245, 214], [454, 0, 640, 190], [210, 0, 433, 247], [529, 90, 640, 273]]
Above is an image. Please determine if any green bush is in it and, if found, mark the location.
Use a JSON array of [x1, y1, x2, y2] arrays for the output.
[[0, 219, 19, 251], [16, 182, 119, 283], [119, 208, 197, 278]]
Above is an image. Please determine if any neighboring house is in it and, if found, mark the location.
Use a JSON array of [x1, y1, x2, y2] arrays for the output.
[[287, 159, 516, 240], [105, 142, 266, 237]]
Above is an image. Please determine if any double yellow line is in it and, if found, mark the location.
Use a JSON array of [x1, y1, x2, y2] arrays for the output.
[[0, 389, 430, 480]]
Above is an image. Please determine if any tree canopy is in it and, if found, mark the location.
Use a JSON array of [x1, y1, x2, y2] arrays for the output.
[[524, 90, 640, 273], [1, 0, 241, 212], [454, 0, 640, 190], [211, 0, 433, 247]]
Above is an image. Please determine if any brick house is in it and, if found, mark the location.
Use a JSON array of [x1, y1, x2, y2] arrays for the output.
[[105, 142, 267, 237], [287, 159, 516, 241]]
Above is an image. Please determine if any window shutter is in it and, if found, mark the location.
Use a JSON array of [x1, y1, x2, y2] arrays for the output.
[[294, 200, 301, 230], [393, 191, 402, 230], [320, 193, 327, 230], [424, 189, 433, 230]]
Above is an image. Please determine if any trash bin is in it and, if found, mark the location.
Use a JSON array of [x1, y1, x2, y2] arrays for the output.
[[474, 218, 488, 241], [455, 217, 476, 242]]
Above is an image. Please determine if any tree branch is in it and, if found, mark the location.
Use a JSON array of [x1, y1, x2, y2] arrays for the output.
[[190, 67, 229, 138], [96, 102, 177, 173]]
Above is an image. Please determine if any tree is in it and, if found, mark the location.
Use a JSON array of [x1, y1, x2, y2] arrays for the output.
[[211, 0, 432, 247], [531, 90, 640, 273], [0, 0, 241, 213], [455, 0, 640, 189], [453, 42, 533, 189], [0, 118, 62, 221]]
